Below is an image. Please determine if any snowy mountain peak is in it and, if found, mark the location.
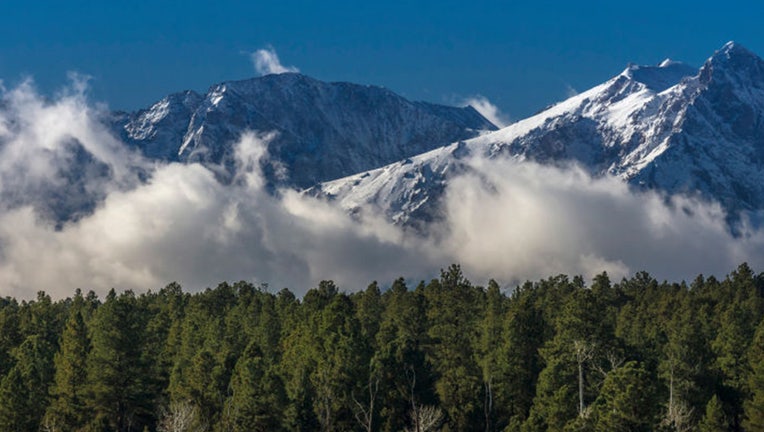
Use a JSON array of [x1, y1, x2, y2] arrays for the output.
[[621, 60, 696, 92], [719, 40, 752, 56], [115, 72, 497, 188], [701, 41, 764, 84], [318, 42, 764, 229]]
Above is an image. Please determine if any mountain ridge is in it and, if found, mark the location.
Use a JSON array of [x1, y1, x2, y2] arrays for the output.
[[112, 73, 497, 189], [316, 42, 764, 229]]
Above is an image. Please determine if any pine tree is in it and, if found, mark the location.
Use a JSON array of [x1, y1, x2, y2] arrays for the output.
[[498, 284, 544, 430], [44, 310, 91, 431], [0, 367, 30, 431], [280, 318, 320, 431], [0, 335, 55, 431], [312, 293, 365, 431], [524, 279, 604, 432], [425, 265, 483, 431], [698, 395, 728, 432], [86, 290, 154, 432], [0, 299, 21, 378], [590, 361, 657, 432], [374, 278, 435, 432], [223, 342, 286, 431], [477, 279, 506, 431], [351, 282, 384, 432], [743, 318, 764, 431]]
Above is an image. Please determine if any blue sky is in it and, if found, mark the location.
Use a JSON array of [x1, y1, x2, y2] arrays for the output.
[[2, 0, 763, 119]]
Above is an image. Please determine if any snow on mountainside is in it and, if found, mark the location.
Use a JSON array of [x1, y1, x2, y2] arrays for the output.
[[317, 42, 764, 227], [112, 73, 497, 188]]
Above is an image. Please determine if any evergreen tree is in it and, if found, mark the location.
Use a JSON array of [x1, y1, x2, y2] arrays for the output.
[[0, 335, 55, 431], [351, 282, 384, 432], [425, 265, 482, 431], [0, 367, 30, 431], [86, 290, 154, 432], [374, 278, 435, 432], [312, 293, 365, 431], [590, 361, 657, 432], [280, 319, 320, 431], [712, 301, 755, 430], [0, 299, 21, 378], [168, 283, 237, 429], [743, 318, 764, 431], [143, 282, 188, 405], [497, 284, 545, 430], [698, 395, 728, 432], [44, 309, 91, 431], [477, 279, 505, 431], [223, 342, 286, 432], [524, 279, 605, 432]]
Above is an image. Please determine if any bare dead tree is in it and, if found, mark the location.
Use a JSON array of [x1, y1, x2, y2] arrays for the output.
[[352, 370, 380, 432], [40, 415, 59, 432], [484, 375, 493, 432], [661, 397, 695, 432], [660, 355, 696, 432], [406, 405, 444, 432], [405, 365, 421, 432], [592, 350, 624, 382], [157, 400, 207, 432], [573, 340, 596, 417]]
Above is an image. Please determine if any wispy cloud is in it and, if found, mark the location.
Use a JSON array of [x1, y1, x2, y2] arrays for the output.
[[251, 46, 299, 76], [461, 95, 510, 128], [565, 83, 579, 98]]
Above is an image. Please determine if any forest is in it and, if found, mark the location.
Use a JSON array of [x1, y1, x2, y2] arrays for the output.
[[1, 263, 763, 432]]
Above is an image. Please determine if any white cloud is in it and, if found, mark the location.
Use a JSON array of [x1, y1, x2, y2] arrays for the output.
[[462, 95, 510, 128], [0, 78, 762, 300], [565, 84, 579, 98], [0, 82, 434, 298], [251, 47, 299, 76], [434, 157, 764, 285]]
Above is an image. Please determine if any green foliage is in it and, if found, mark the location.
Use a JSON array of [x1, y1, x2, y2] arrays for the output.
[[44, 309, 91, 431], [0, 263, 761, 432], [86, 289, 156, 432], [374, 277, 435, 432], [589, 361, 657, 432], [0, 334, 55, 431], [425, 265, 483, 431], [698, 395, 728, 432], [223, 342, 287, 431], [743, 318, 764, 431], [0, 367, 33, 431]]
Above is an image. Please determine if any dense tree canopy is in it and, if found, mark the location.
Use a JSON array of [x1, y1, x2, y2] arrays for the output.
[[0, 263, 763, 431]]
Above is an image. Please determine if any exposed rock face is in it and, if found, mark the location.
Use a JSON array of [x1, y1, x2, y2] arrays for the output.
[[113, 73, 496, 188]]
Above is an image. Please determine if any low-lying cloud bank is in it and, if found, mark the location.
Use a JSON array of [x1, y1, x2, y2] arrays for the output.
[[0, 80, 761, 299], [437, 159, 764, 285]]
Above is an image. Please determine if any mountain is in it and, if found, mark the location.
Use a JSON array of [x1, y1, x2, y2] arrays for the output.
[[316, 42, 764, 228], [112, 73, 497, 188]]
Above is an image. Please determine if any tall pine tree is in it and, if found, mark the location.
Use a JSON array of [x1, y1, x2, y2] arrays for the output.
[[44, 309, 90, 431]]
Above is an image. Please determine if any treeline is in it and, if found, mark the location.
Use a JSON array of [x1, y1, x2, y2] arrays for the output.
[[1, 264, 764, 431]]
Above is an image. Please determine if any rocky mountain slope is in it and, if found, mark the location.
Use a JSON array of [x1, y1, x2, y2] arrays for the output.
[[317, 42, 764, 227], [112, 73, 497, 188]]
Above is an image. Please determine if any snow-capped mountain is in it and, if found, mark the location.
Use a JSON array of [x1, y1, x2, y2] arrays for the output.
[[113, 73, 497, 188], [317, 42, 764, 227]]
